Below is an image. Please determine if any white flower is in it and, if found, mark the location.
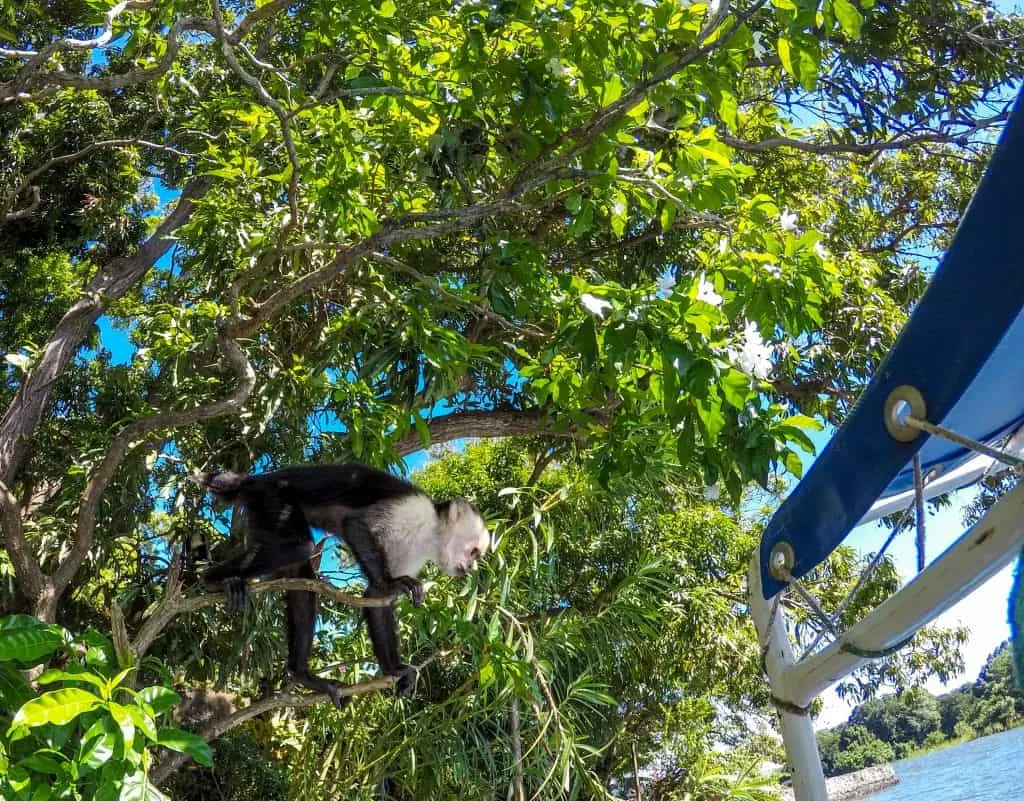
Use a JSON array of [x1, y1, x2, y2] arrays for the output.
[[731, 321, 773, 380], [780, 209, 798, 232], [704, 484, 721, 501], [657, 273, 677, 294], [813, 241, 829, 260], [752, 31, 767, 60], [695, 275, 723, 307], [580, 293, 613, 317], [545, 58, 572, 79]]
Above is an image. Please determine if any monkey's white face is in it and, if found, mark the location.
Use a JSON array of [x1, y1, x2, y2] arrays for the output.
[[439, 500, 490, 577]]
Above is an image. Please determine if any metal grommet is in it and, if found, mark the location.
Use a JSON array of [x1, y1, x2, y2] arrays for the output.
[[884, 385, 927, 443], [768, 541, 795, 580]]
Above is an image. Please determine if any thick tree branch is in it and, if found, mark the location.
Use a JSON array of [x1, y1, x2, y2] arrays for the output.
[[0, 176, 214, 488], [44, 333, 254, 619], [0, 480, 48, 605], [393, 409, 591, 457]]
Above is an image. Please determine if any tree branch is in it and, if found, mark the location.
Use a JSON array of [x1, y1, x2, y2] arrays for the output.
[[1, 17, 218, 103], [0, 480, 48, 605], [44, 333, 254, 619], [151, 675, 398, 783], [393, 409, 591, 457], [131, 575, 394, 661], [0, 176, 214, 488], [720, 111, 1010, 156], [0, 139, 198, 222]]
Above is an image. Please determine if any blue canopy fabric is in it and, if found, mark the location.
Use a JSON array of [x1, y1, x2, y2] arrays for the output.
[[759, 88, 1024, 599]]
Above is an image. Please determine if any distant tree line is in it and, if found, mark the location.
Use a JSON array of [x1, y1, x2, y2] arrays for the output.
[[817, 641, 1024, 777]]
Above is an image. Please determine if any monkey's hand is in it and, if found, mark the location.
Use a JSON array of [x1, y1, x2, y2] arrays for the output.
[[392, 664, 416, 697], [224, 577, 249, 613], [392, 576, 425, 607]]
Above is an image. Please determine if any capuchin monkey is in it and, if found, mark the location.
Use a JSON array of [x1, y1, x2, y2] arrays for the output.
[[198, 464, 490, 706]]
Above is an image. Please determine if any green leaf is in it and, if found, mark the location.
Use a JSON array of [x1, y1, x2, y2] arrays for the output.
[[11, 689, 98, 728], [378, 0, 396, 17], [119, 771, 170, 801], [833, 0, 864, 38], [80, 717, 119, 771], [0, 616, 66, 665], [136, 686, 180, 717], [776, 36, 795, 81], [109, 702, 136, 755], [720, 370, 752, 410], [37, 668, 107, 693], [412, 411, 431, 449], [17, 751, 65, 776], [0, 664, 36, 710], [156, 728, 213, 767]]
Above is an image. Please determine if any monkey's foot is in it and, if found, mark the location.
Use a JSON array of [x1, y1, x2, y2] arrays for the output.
[[291, 670, 350, 709], [392, 664, 416, 698], [223, 577, 249, 612]]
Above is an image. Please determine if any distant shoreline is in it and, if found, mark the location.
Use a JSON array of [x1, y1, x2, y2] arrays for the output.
[[780, 763, 899, 801]]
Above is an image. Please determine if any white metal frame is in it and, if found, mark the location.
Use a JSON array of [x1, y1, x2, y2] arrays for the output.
[[749, 480, 1024, 801]]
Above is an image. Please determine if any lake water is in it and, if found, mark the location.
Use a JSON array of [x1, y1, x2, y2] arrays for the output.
[[868, 726, 1024, 801]]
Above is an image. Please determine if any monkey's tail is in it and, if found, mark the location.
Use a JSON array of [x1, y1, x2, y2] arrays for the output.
[[191, 470, 247, 503]]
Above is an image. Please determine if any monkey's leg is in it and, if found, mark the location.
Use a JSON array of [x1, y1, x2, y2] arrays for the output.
[[285, 563, 349, 708], [205, 539, 314, 612]]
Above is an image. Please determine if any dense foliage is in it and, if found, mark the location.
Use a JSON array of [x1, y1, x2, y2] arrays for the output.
[[817, 642, 1024, 777], [1, 0, 1023, 798]]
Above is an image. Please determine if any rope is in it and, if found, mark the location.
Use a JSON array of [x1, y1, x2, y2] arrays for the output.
[[913, 454, 926, 573], [904, 415, 1024, 472]]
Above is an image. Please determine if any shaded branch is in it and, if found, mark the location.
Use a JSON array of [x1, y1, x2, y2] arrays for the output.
[[0, 480, 49, 605], [0, 139, 198, 222], [0, 176, 214, 488], [393, 409, 592, 457], [371, 252, 543, 336], [45, 333, 254, 619], [1, 17, 218, 103], [720, 111, 1010, 156], [211, 0, 302, 224]]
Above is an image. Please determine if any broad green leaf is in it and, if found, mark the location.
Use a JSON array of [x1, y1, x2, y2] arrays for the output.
[[109, 702, 136, 755], [776, 36, 795, 81], [11, 688, 98, 728], [0, 664, 36, 709], [156, 728, 213, 767], [81, 717, 119, 771], [136, 686, 180, 716], [119, 771, 170, 801], [0, 616, 66, 665], [37, 668, 107, 693], [833, 0, 864, 38]]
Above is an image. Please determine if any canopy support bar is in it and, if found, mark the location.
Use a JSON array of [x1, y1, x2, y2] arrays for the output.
[[903, 415, 1024, 472]]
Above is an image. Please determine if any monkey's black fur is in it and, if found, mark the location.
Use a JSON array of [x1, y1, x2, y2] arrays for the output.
[[199, 464, 488, 705]]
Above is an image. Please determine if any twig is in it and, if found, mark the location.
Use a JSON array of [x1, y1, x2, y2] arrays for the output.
[[0, 139, 199, 222], [150, 675, 397, 782], [211, 0, 302, 225], [45, 334, 255, 620], [719, 111, 1010, 156]]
